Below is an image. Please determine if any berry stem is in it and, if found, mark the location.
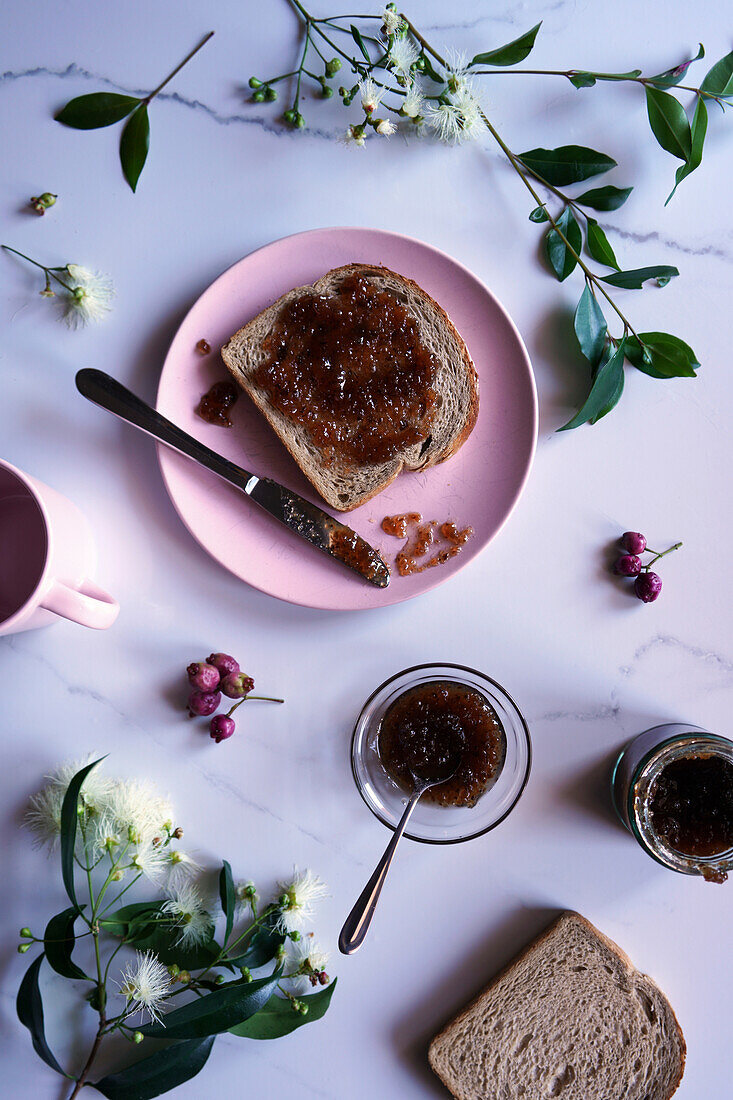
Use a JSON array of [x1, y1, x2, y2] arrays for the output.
[[644, 541, 683, 570], [226, 695, 284, 717]]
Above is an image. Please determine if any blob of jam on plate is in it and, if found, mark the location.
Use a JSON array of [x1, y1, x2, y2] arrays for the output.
[[378, 680, 505, 807], [649, 754, 733, 881], [196, 380, 239, 428]]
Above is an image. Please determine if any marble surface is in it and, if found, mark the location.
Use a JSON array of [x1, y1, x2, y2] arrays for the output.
[[2, 1, 732, 1096]]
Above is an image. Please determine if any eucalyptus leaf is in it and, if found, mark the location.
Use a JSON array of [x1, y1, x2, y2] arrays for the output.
[[573, 184, 633, 211], [350, 24, 371, 62], [595, 69, 642, 81], [120, 105, 150, 192], [103, 901, 222, 971], [666, 95, 708, 204], [518, 145, 617, 186], [140, 971, 281, 1040], [219, 860, 236, 945], [230, 981, 337, 1040], [44, 906, 89, 981], [590, 354, 625, 423], [545, 207, 582, 282], [470, 22, 541, 67], [60, 758, 105, 912], [228, 906, 285, 970], [625, 332, 699, 378], [573, 285, 607, 366], [528, 205, 549, 222], [17, 954, 71, 1078], [568, 71, 596, 89], [585, 219, 620, 269], [645, 86, 692, 161], [558, 339, 626, 430], [647, 44, 705, 88], [101, 901, 164, 940], [600, 265, 679, 289], [55, 92, 140, 129], [700, 50, 733, 98], [93, 1037, 215, 1100]]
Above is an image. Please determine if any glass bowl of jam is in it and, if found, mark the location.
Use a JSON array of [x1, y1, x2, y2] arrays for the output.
[[351, 663, 532, 844], [612, 723, 733, 883]]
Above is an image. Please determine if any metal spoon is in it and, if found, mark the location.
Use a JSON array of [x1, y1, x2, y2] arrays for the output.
[[338, 731, 465, 954]]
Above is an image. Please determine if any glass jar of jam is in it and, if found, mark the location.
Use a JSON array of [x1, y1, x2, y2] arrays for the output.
[[612, 723, 733, 883]]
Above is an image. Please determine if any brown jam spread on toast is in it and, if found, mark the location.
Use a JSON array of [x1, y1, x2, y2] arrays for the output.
[[649, 754, 733, 872], [378, 680, 505, 807], [196, 380, 238, 428], [254, 273, 438, 467]]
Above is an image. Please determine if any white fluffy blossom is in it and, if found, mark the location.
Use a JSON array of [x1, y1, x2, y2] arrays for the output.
[[376, 118, 396, 136], [117, 950, 171, 1024], [63, 265, 114, 328], [105, 780, 173, 848], [277, 868, 328, 934], [425, 84, 484, 144], [401, 83, 424, 119], [130, 842, 169, 884], [358, 76, 382, 114], [381, 7, 405, 36], [344, 124, 367, 147], [25, 756, 112, 850], [388, 35, 418, 79], [162, 881, 213, 946]]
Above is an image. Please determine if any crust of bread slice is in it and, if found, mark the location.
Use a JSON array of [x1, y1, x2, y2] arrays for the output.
[[220, 263, 478, 511], [428, 911, 685, 1100]]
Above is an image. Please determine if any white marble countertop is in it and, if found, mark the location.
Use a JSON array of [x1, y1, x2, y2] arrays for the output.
[[2, 1, 732, 1096]]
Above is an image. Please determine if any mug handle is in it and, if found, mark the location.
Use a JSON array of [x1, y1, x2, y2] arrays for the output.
[[41, 579, 119, 630]]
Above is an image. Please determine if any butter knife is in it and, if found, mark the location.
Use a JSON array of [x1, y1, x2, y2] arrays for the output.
[[75, 369, 390, 588]]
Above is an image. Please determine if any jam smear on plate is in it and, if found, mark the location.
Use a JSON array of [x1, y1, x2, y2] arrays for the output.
[[381, 513, 473, 575], [196, 380, 239, 428]]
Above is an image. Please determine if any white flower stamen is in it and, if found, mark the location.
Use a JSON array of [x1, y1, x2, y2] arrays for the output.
[[277, 868, 328, 934], [388, 35, 418, 79], [117, 950, 171, 1024], [358, 76, 382, 114], [63, 264, 114, 328], [401, 83, 424, 119], [376, 118, 396, 136], [381, 7, 405, 36], [162, 881, 213, 946]]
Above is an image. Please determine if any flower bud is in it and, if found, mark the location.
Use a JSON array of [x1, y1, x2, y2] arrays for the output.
[[322, 86, 334, 98], [283, 109, 297, 124], [294, 112, 305, 129], [20, 928, 31, 938], [215, 974, 224, 984], [240, 966, 252, 982], [325, 58, 342, 77], [168, 964, 180, 978], [264, 86, 277, 102], [252, 89, 265, 103], [133, 1031, 144, 1044], [298, 1002, 309, 1016], [18, 943, 30, 954], [289, 930, 301, 942], [290, 999, 303, 1013], [178, 970, 191, 985], [173, 827, 183, 839], [414, 55, 426, 72], [248, 77, 263, 88]]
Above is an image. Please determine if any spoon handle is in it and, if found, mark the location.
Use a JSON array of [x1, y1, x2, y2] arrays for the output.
[[338, 788, 423, 955]]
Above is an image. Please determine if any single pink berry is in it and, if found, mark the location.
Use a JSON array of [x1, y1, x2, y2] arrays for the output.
[[207, 653, 240, 678], [210, 714, 236, 742], [621, 532, 647, 555], [188, 689, 221, 717], [614, 554, 642, 577], [187, 661, 220, 692], [635, 571, 662, 603], [221, 672, 255, 699]]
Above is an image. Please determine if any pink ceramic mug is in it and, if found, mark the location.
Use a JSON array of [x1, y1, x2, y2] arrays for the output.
[[0, 459, 119, 635]]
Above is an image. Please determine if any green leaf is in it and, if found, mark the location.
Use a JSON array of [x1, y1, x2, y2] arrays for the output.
[[17, 954, 71, 1078], [102, 901, 222, 971], [600, 265, 679, 289], [44, 906, 89, 980], [230, 981, 337, 1040], [219, 860, 236, 945], [350, 24, 370, 62], [55, 92, 140, 129], [589, 347, 625, 423], [573, 285, 607, 366], [648, 44, 705, 88], [574, 184, 633, 211], [470, 22, 541, 67], [93, 1037, 215, 1100], [101, 901, 164, 940], [545, 207, 582, 282], [518, 145, 617, 186], [666, 95, 708, 204], [585, 218, 619, 269], [528, 205, 549, 222], [700, 50, 733, 98], [141, 971, 281, 1040], [228, 907, 285, 970], [595, 69, 643, 82], [120, 105, 150, 192], [568, 71, 596, 89], [558, 339, 626, 431], [625, 332, 699, 378], [645, 86, 692, 161], [60, 757, 105, 912]]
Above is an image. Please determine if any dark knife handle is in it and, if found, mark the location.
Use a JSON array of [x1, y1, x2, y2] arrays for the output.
[[75, 368, 254, 492]]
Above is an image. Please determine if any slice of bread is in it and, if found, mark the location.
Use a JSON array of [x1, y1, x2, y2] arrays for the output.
[[220, 264, 478, 511], [428, 911, 685, 1100]]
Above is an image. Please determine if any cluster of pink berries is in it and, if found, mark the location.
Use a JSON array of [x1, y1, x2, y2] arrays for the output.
[[186, 652, 283, 743], [612, 532, 682, 603]]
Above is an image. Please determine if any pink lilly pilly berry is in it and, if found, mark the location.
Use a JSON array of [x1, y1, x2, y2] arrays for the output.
[[610, 531, 682, 603]]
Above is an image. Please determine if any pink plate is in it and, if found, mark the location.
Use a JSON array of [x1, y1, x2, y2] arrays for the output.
[[156, 228, 537, 611]]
